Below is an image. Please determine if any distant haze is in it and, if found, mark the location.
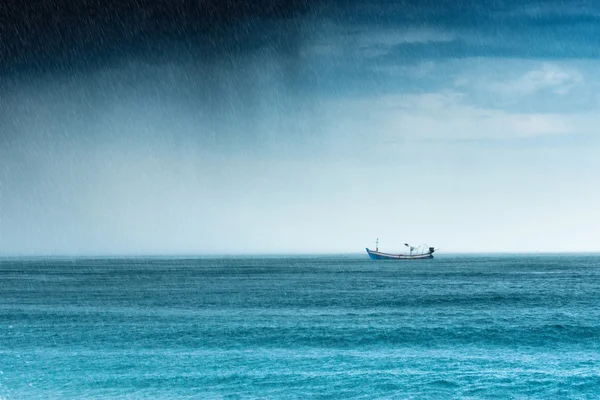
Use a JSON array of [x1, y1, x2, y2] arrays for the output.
[[1, 0, 600, 255]]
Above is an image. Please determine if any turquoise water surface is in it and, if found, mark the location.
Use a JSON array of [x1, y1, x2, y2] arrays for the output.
[[1, 255, 599, 398]]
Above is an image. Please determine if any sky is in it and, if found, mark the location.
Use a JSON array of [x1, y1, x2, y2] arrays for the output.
[[1, 0, 600, 255]]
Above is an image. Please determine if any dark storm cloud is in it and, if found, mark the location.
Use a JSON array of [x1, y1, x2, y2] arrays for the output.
[[0, 0, 328, 151], [4, 0, 600, 73], [0, 0, 316, 75]]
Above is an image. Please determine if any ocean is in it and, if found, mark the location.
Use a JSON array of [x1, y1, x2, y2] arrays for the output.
[[1, 254, 599, 398]]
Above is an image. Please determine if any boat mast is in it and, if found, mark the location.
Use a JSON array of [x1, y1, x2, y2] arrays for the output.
[[376, 238, 379, 251]]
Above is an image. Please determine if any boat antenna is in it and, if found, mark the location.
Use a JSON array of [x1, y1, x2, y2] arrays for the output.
[[376, 238, 379, 251]]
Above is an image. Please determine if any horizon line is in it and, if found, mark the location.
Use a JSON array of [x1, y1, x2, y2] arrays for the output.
[[1, 251, 600, 259]]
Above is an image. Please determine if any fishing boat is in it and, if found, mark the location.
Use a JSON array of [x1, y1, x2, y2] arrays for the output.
[[366, 239, 435, 260]]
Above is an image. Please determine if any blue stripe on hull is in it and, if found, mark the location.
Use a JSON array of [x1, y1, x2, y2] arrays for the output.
[[368, 252, 389, 260]]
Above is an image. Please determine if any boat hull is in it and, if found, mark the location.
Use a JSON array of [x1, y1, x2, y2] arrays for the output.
[[366, 248, 434, 260]]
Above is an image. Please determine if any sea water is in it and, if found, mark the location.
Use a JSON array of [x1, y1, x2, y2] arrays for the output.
[[1, 254, 599, 398]]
